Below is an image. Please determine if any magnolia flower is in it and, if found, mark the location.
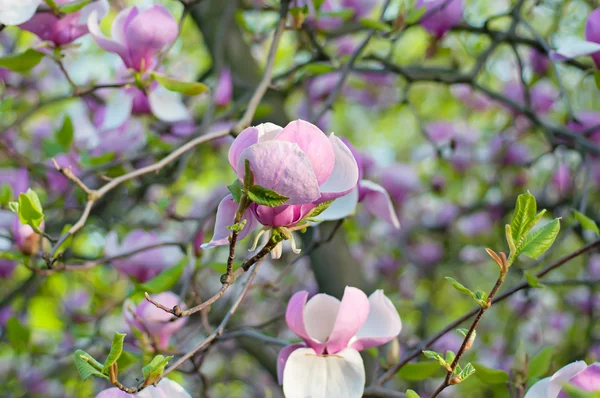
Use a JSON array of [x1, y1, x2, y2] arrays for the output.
[[214, 68, 233, 107], [566, 111, 600, 145], [124, 292, 187, 349], [530, 49, 550, 75], [278, 287, 402, 397], [424, 121, 479, 172], [202, 120, 359, 258], [525, 361, 600, 397], [105, 230, 185, 282], [503, 81, 558, 115], [12, 216, 42, 256], [20, 0, 109, 46], [451, 84, 491, 111], [88, 5, 178, 72], [378, 164, 421, 204], [551, 162, 571, 196], [550, 8, 600, 68], [316, 138, 400, 228], [300, 0, 378, 31], [91, 104, 146, 156], [96, 378, 191, 398], [416, 0, 464, 38], [0, 0, 41, 26]]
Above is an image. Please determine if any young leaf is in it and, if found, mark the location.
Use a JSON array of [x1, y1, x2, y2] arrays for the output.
[[59, 0, 91, 13], [524, 271, 545, 288], [248, 185, 290, 207], [406, 390, 421, 398], [142, 355, 173, 385], [102, 332, 127, 374], [227, 179, 244, 203], [406, 5, 427, 24], [573, 210, 600, 235], [423, 350, 447, 368], [516, 219, 561, 259], [473, 363, 509, 384], [304, 63, 337, 75], [0, 49, 45, 72], [527, 347, 554, 379], [456, 328, 469, 337], [138, 255, 186, 294], [458, 363, 476, 380], [73, 350, 109, 381], [444, 277, 473, 296], [153, 73, 209, 96], [55, 115, 74, 149], [510, 192, 537, 244], [306, 199, 335, 219], [0, 183, 13, 206], [17, 189, 44, 229], [359, 18, 391, 32]]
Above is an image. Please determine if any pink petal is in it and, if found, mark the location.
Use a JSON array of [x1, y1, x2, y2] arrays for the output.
[[547, 361, 588, 398], [214, 67, 233, 107], [228, 127, 259, 172], [317, 134, 359, 201], [201, 195, 258, 249], [277, 343, 305, 385], [586, 8, 600, 67], [19, 13, 60, 42], [87, 10, 129, 63], [524, 377, 550, 398], [253, 203, 314, 227], [274, 120, 335, 185], [359, 180, 400, 229], [236, 141, 321, 205], [558, 363, 600, 398], [325, 287, 369, 354], [111, 7, 138, 48], [94, 388, 132, 398], [350, 290, 402, 351], [124, 5, 178, 71], [285, 291, 319, 350]]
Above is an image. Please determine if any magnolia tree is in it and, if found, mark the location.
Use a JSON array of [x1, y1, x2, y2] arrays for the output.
[[1, 0, 600, 397]]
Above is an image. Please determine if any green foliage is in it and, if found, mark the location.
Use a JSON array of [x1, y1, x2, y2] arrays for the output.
[[524, 271, 545, 288], [306, 199, 335, 219], [0, 183, 13, 206], [10, 188, 44, 231], [59, 0, 91, 13], [102, 332, 127, 374], [139, 254, 187, 294], [304, 63, 337, 75], [473, 363, 509, 384], [516, 219, 561, 259], [406, 390, 421, 398], [510, 192, 538, 245], [573, 210, 600, 235], [423, 350, 449, 368], [227, 179, 244, 203], [73, 350, 109, 381], [397, 361, 442, 381], [444, 277, 488, 307], [527, 347, 554, 379], [6, 317, 30, 352], [142, 355, 173, 385], [247, 185, 290, 207], [406, 6, 427, 24], [359, 18, 391, 32], [152, 73, 210, 96], [55, 115, 74, 150], [0, 49, 45, 72], [562, 384, 600, 397]]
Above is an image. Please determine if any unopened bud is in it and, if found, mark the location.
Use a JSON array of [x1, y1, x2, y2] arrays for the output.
[[384, 338, 401, 368], [449, 376, 461, 385]]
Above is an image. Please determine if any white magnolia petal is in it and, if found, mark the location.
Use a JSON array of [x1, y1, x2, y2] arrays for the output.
[[282, 347, 366, 398], [351, 290, 402, 351], [156, 379, 192, 398], [78, 0, 110, 25], [304, 293, 340, 343], [256, 122, 283, 141], [550, 38, 600, 61], [547, 361, 588, 398], [148, 86, 191, 122], [0, 0, 41, 25], [524, 377, 550, 398], [318, 134, 359, 201], [315, 187, 359, 221], [100, 93, 134, 131]]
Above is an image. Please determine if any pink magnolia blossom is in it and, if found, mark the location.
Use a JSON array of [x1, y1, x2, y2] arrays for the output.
[[202, 120, 359, 258], [300, 0, 378, 31], [214, 68, 233, 107], [379, 163, 421, 204], [550, 8, 600, 68], [424, 121, 479, 172], [88, 5, 179, 72], [566, 111, 600, 146], [451, 84, 491, 111], [551, 162, 571, 196], [416, 0, 464, 39], [503, 81, 558, 115], [0, 0, 41, 25], [525, 361, 600, 398], [46, 153, 81, 194], [96, 378, 191, 398], [20, 0, 109, 46], [278, 287, 402, 398], [104, 230, 185, 282], [530, 49, 550, 75], [124, 292, 187, 349]]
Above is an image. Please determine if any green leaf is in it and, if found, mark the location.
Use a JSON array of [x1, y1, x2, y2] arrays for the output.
[[527, 347, 554, 379], [6, 317, 30, 352], [306, 199, 335, 219], [139, 254, 186, 294], [398, 361, 443, 381], [17, 189, 44, 229], [573, 210, 600, 235], [562, 384, 600, 397], [423, 350, 447, 367], [445, 350, 456, 364], [0, 183, 13, 206], [227, 179, 244, 203], [516, 219, 561, 259], [142, 355, 173, 385], [595, 71, 600, 91], [116, 351, 138, 373], [55, 115, 74, 149], [456, 328, 469, 337], [510, 192, 537, 245], [102, 332, 126, 374], [524, 271, 545, 288], [244, 159, 254, 188], [359, 18, 391, 32], [248, 185, 290, 207], [59, 0, 91, 13], [44, 0, 59, 10], [406, 6, 427, 24], [8, 201, 19, 214], [153, 73, 209, 96], [458, 362, 476, 380], [73, 350, 109, 381], [0, 49, 45, 72], [473, 363, 509, 384], [304, 63, 337, 75], [406, 390, 421, 398]]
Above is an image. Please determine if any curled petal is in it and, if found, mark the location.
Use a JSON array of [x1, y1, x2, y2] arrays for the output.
[[557, 363, 600, 398], [256, 122, 283, 141], [228, 127, 259, 172], [236, 141, 321, 205], [0, 0, 41, 25], [317, 134, 359, 201], [148, 86, 191, 122], [547, 361, 588, 398], [77, 0, 110, 25], [110, 7, 138, 48], [201, 195, 258, 249], [313, 186, 359, 222], [285, 291, 315, 348], [277, 343, 305, 384], [275, 120, 335, 185], [524, 377, 550, 398], [359, 180, 400, 229], [88, 10, 130, 62], [282, 347, 366, 398], [326, 287, 369, 354], [350, 290, 402, 351], [271, 241, 283, 259]]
